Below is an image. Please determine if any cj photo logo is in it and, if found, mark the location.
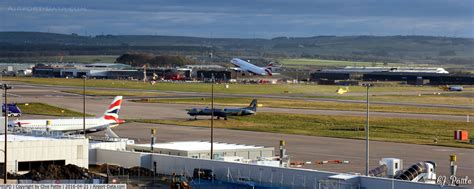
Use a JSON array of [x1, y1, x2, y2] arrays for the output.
[[437, 175, 472, 186]]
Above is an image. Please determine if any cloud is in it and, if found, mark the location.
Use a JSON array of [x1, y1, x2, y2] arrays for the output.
[[0, 0, 472, 37]]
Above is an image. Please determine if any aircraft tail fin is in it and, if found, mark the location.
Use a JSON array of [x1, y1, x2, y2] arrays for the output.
[[264, 62, 274, 76], [266, 63, 273, 71], [247, 99, 258, 112], [102, 96, 124, 124]]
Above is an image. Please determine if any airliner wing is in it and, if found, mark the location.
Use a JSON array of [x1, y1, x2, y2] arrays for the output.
[[231, 67, 243, 71]]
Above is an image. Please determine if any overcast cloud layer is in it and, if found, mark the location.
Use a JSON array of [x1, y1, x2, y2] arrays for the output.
[[1, 0, 472, 38]]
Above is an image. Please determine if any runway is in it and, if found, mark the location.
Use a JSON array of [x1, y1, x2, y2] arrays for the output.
[[9, 83, 474, 110], [5, 83, 474, 180], [6, 84, 472, 122]]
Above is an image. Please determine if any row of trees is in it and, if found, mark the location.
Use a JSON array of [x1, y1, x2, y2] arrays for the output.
[[115, 53, 196, 67]]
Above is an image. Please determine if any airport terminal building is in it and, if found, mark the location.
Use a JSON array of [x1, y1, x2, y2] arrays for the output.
[[311, 66, 474, 85], [32, 63, 138, 79]]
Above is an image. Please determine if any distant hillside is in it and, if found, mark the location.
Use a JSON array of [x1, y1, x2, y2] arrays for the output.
[[1, 31, 473, 66]]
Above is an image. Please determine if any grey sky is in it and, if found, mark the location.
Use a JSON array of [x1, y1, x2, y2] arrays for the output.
[[1, 0, 472, 38]]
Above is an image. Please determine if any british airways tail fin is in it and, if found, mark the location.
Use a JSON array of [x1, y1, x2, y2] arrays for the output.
[[266, 63, 273, 70], [102, 96, 124, 124], [264, 62, 274, 75]]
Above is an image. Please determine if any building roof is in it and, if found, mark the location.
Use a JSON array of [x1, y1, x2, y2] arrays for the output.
[[84, 63, 131, 69], [185, 65, 225, 69], [321, 66, 449, 74], [0, 134, 83, 142], [132, 141, 264, 152]]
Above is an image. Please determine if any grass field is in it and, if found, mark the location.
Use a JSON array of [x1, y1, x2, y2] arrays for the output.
[[0, 55, 119, 63], [5, 77, 472, 108], [61, 86, 472, 106], [134, 97, 472, 116], [63, 90, 169, 97], [17, 103, 91, 117], [307, 93, 474, 106], [4, 77, 446, 95], [130, 112, 473, 148]]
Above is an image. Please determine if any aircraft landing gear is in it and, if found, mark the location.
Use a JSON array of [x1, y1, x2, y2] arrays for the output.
[[224, 117, 228, 120], [194, 116, 197, 120]]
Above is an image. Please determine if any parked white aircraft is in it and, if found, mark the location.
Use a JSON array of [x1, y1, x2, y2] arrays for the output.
[[9, 96, 124, 133], [230, 58, 274, 76]]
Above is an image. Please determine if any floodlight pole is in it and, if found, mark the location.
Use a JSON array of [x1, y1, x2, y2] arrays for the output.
[[210, 77, 214, 160], [2, 84, 11, 184], [365, 83, 371, 176], [82, 75, 86, 137]]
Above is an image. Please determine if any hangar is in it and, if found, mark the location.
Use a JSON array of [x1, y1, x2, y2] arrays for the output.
[[0, 134, 88, 174]]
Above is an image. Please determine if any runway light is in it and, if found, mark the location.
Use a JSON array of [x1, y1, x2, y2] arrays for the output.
[[24, 103, 29, 106], [257, 104, 263, 107]]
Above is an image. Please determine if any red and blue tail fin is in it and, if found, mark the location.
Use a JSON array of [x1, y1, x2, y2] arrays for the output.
[[102, 96, 124, 124], [264, 62, 273, 75]]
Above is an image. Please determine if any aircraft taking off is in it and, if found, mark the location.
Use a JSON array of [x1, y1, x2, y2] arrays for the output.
[[9, 96, 124, 134], [187, 99, 257, 120], [230, 58, 273, 76]]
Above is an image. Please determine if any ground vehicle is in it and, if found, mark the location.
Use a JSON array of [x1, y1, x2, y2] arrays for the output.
[[448, 86, 463, 91], [2, 103, 22, 117]]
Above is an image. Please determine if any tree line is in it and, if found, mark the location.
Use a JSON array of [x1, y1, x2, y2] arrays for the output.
[[115, 53, 197, 67]]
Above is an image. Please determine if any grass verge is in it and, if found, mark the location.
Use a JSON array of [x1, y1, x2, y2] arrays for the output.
[[4, 77, 445, 94], [17, 103, 92, 117], [133, 97, 472, 116], [62, 90, 168, 97], [129, 112, 474, 148]]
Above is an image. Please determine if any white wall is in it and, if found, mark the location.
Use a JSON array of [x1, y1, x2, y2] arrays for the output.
[[89, 141, 128, 163], [94, 149, 466, 189], [94, 149, 152, 168], [0, 137, 89, 173]]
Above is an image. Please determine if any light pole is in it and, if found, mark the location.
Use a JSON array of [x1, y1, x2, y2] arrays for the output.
[[210, 75, 214, 160], [82, 75, 86, 137], [363, 83, 372, 176], [1, 83, 12, 184]]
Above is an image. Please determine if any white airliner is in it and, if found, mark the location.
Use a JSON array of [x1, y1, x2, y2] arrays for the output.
[[230, 58, 274, 76], [9, 96, 124, 133]]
